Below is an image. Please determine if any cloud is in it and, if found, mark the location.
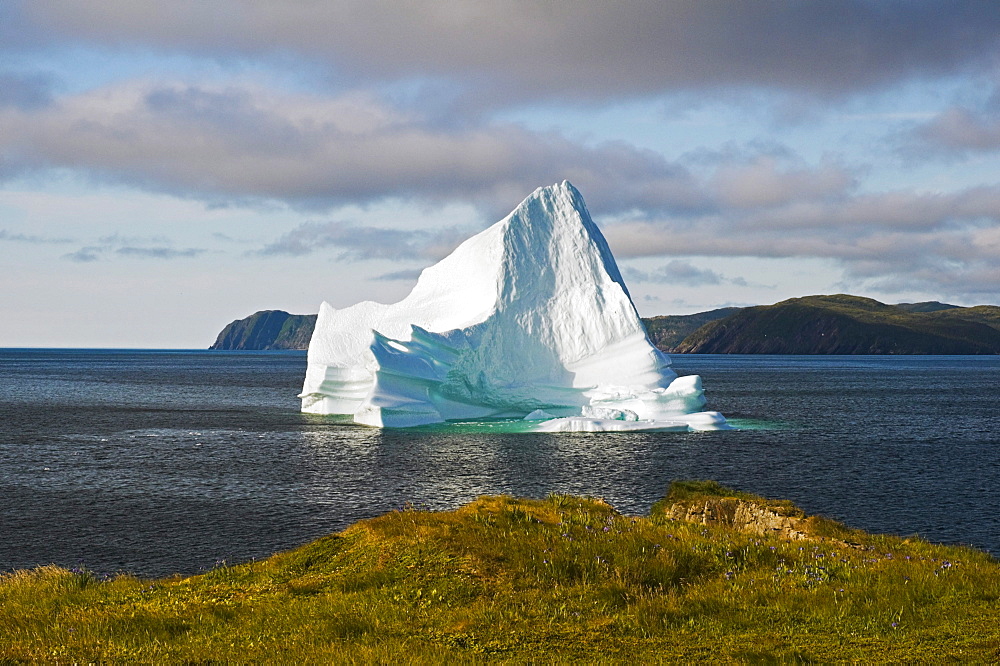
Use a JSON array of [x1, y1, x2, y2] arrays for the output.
[[623, 260, 755, 288], [0, 79, 869, 221], [4, 1, 998, 307], [115, 246, 205, 259], [0, 80, 704, 216], [710, 157, 855, 209], [373, 269, 423, 282], [604, 182, 1000, 303], [257, 220, 468, 261], [61, 234, 205, 261], [14, 1, 1000, 103], [624, 261, 722, 287], [0, 229, 72, 243], [62, 246, 103, 262], [0, 71, 54, 110], [908, 106, 1000, 155]]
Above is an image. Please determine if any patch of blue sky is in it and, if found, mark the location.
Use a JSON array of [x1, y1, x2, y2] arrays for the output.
[[12, 44, 337, 96]]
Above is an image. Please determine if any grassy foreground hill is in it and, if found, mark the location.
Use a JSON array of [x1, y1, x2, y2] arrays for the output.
[[3, 482, 999, 662]]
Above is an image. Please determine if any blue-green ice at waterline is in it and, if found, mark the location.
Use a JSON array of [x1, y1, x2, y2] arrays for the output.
[[303, 415, 774, 435]]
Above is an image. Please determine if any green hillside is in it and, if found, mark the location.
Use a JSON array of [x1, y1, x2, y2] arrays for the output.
[[673, 295, 1000, 354]]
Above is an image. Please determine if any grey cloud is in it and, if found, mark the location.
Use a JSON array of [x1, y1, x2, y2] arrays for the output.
[[373, 269, 423, 282], [99, 232, 171, 245], [604, 183, 1000, 303], [62, 246, 103, 262], [909, 107, 1000, 155], [0, 229, 72, 243], [711, 158, 856, 209], [623, 260, 752, 288], [0, 71, 54, 109], [624, 262, 722, 287], [257, 221, 469, 261], [0, 4, 51, 52], [116, 246, 205, 259], [847, 251, 1000, 300], [210, 231, 258, 245], [0, 81, 706, 217], [60, 235, 204, 261], [16, 1, 1000, 102]]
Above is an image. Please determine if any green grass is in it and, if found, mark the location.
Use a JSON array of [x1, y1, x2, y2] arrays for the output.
[[3, 482, 1000, 662]]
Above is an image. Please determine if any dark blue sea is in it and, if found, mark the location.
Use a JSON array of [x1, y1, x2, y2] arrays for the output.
[[1, 349, 998, 578]]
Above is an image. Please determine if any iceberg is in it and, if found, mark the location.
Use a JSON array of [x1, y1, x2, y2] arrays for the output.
[[299, 181, 728, 432]]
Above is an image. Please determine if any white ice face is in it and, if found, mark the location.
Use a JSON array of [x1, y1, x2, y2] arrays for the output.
[[299, 181, 728, 432]]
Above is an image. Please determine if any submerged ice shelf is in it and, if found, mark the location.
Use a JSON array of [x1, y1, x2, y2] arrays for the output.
[[299, 181, 728, 432]]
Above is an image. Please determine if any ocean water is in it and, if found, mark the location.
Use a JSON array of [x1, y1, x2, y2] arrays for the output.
[[1, 349, 998, 578]]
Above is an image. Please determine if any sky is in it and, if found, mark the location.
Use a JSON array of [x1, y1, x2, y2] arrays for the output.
[[2, 1, 1000, 348]]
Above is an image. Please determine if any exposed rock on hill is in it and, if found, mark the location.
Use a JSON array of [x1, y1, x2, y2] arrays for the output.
[[653, 480, 860, 547]]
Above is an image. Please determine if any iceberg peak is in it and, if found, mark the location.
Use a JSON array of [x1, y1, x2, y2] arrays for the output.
[[300, 182, 727, 431]]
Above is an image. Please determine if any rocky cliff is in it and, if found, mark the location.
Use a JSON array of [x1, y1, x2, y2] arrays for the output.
[[210, 311, 316, 350]]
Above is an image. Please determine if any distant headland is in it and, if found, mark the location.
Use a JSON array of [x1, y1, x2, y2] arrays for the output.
[[211, 294, 1000, 354], [210, 310, 317, 351]]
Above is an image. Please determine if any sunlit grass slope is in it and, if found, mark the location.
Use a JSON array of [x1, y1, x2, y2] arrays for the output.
[[3, 481, 1000, 662]]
